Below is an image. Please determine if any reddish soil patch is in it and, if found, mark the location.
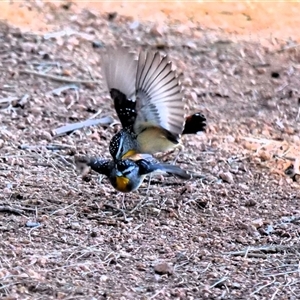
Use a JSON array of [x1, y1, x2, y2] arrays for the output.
[[0, 2, 300, 299], [1, 1, 300, 45]]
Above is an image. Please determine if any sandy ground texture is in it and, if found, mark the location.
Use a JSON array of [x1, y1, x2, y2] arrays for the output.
[[1, 2, 300, 300]]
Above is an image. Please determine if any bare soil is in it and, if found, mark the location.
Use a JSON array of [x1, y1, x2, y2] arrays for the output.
[[0, 3, 300, 300]]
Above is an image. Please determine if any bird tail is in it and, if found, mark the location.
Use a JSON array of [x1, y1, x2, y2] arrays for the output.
[[136, 159, 191, 180], [182, 112, 206, 134], [156, 163, 192, 180]]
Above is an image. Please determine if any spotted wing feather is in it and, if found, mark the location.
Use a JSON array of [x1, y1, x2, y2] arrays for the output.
[[87, 157, 114, 177]]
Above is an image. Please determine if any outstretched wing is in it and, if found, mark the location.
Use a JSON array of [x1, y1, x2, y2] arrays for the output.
[[133, 51, 185, 137], [87, 157, 113, 177], [101, 47, 138, 128]]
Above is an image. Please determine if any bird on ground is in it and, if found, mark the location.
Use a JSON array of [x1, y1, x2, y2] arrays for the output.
[[76, 154, 191, 193]]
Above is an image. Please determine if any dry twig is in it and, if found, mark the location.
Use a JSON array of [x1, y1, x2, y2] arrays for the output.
[[0, 206, 23, 215], [0, 205, 35, 215], [223, 244, 300, 257], [19, 69, 101, 84], [53, 116, 114, 137]]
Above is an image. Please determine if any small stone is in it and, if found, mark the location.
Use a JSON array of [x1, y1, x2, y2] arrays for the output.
[[22, 42, 37, 53], [40, 130, 52, 142], [136, 262, 146, 271], [90, 231, 97, 238], [226, 135, 235, 143], [256, 68, 266, 74], [219, 171, 234, 183], [153, 262, 173, 275], [231, 282, 242, 289], [242, 141, 255, 150], [185, 41, 197, 49], [182, 77, 193, 86], [190, 91, 198, 102], [16, 122, 28, 130], [92, 40, 104, 49], [29, 106, 42, 115], [258, 150, 271, 161], [129, 21, 140, 30], [149, 24, 164, 37], [61, 69, 72, 76], [119, 251, 131, 258], [100, 275, 108, 282], [244, 199, 257, 207], [107, 12, 117, 21], [252, 218, 263, 228], [284, 126, 295, 135], [26, 221, 41, 228], [70, 222, 81, 230], [238, 183, 249, 191]]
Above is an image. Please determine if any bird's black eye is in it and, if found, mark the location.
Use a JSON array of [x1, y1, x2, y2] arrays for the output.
[[117, 161, 128, 172]]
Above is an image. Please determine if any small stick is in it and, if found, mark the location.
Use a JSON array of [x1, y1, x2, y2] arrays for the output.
[[296, 98, 300, 121], [263, 269, 300, 277], [20, 143, 76, 151], [0, 206, 23, 215], [19, 69, 101, 85], [53, 116, 114, 137], [223, 244, 300, 257], [250, 276, 276, 295], [209, 276, 228, 289], [0, 96, 19, 104], [274, 43, 300, 54]]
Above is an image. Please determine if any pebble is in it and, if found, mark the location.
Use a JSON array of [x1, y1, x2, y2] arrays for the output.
[[92, 40, 104, 48], [153, 262, 173, 275], [26, 221, 41, 228], [149, 24, 164, 37], [251, 218, 263, 228], [238, 183, 249, 191], [219, 171, 234, 183]]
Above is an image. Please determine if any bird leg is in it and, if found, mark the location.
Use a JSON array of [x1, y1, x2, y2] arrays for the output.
[[157, 144, 185, 164], [172, 144, 185, 165], [121, 193, 127, 210], [145, 174, 153, 194], [97, 174, 105, 184]]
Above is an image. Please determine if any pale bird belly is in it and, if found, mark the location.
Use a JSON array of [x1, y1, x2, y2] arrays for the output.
[[137, 128, 179, 154]]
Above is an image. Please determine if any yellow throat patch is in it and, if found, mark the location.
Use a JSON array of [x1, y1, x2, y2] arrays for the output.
[[115, 176, 130, 192]]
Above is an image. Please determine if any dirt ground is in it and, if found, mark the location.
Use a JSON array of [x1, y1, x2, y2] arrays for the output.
[[1, 2, 300, 300]]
